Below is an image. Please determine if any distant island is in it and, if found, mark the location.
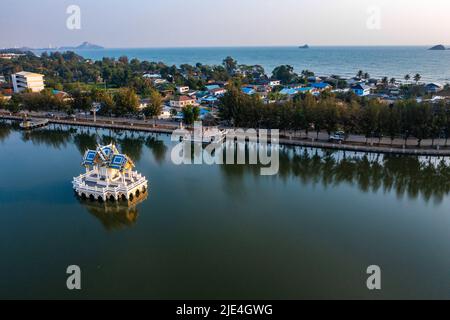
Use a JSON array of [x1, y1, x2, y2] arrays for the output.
[[299, 44, 309, 49], [59, 42, 104, 50], [429, 44, 447, 50]]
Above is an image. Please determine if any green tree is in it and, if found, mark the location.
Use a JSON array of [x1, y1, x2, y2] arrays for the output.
[[414, 73, 422, 84], [223, 56, 238, 75], [404, 74, 411, 84], [71, 89, 93, 114], [0, 94, 5, 110], [94, 90, 114, 116], [360, 100, 382, 144], [272, 65, 297, 84], [142, 89, 163, 126], [380, 103, 401, 145], [182, 105, 200, 125], [320, 97, 340, 135], [113, 88, 139, 116]]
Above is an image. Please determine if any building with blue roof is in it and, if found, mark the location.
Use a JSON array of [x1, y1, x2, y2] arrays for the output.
[[309, 82, 332, 90], [205, 85, 220, 91], [242, 87, 256, 95], [74, 144, 148, 202]]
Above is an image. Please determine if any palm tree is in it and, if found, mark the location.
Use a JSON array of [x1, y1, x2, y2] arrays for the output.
[[414, 73, 421, 84], [301, 70, 314, 78], [389, 78, 396, 86], [364, 73, 370, 80], [404, 74, 410, 84], [357, 70, 364, 79], [381, 77, 389, 88]]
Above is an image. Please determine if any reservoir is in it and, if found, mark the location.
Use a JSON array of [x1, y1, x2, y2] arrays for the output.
[[1, 121, 450, 299]]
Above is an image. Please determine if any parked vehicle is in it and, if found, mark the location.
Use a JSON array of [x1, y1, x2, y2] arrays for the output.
[[329, 131, 346, 143]]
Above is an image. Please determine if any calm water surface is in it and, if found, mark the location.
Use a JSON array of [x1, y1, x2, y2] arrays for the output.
[[1, 121, 450, 299]]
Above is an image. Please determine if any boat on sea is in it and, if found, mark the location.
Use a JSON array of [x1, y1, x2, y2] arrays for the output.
[[181, 126, 228, 144], [73, 144, 148, 202], [19, 118, 49, 130], [299, 44, 309, 49]]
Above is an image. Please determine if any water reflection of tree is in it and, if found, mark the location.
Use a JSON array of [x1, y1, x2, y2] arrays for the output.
[[20, 126, 74, 149], [5, 121, 450, 203], [0, 121, 12, 142], [119, 136, 145, 162], [221, 147, 450, 204], [78, 194, 147, 231], [73, 132, 98, 154]]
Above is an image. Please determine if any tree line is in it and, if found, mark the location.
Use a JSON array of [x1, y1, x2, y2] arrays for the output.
[[219, 83, 450, 146]]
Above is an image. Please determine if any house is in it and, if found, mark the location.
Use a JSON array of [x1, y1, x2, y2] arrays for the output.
[[307, 76, 322, 83], [139, 99, 151, 111], [210, 87, 227, 96], [269, 80, 281, 87], [279, 87, 314, 96], [425, 83, 444, 93], [242, 87, 256, 95], [297, 87, 314, 94], [205, 84, 220, 91], [11, 71, 45, 93], [0, 53, 24, 60], [143, 73, 161, 79], [309, 82, 332, 91], [201, 96, 219, 104], [170, 95, 197, 109], [152, 78, 168, 85], [0, 75, 5, 84], [352, 84, 371, 96], [279, 88, 298, 96], [52, 90, 72, 102], [158, 106, 173, 120], [176, 86, 190, 94]]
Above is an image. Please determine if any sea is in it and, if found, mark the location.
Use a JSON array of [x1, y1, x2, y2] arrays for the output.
[[34, 46, 450, 84]]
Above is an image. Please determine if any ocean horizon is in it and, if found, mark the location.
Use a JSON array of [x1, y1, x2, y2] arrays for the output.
[[33, 45, 450, 84]]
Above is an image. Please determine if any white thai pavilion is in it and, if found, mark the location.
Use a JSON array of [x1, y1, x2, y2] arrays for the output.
[[73, 144, 148, 202]]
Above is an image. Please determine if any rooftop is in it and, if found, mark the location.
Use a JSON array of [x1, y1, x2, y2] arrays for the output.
[[14, 71, 44, 78], [172, 95, 196, 102]]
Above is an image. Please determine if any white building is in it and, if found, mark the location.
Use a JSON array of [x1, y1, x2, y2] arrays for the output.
[[12, 71, 45, 93], [73, 144, 148, 202], [170, 95, 197, 109], [158, 106, 173, 120], [269, 80, 281, 87], [176, 86, 190, 94]]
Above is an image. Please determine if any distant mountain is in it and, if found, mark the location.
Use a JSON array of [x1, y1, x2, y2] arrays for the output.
[[0, 48, 31, 53], [429, 44, 446, 50], [299, 44, 309, 49], [59, 42, 104, 50]]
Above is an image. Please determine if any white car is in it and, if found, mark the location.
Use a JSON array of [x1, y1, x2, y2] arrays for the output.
[[329, 131, 346, 143]]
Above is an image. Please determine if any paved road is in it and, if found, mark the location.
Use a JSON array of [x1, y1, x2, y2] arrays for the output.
[[2, 109, 449, 152]]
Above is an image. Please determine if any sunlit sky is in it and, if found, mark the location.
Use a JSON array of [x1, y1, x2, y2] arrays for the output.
[[1, 0, 450, 48]]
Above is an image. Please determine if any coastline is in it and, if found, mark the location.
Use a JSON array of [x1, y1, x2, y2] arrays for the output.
[[30, 46, 450, 83], [3, 113, 450, 156]]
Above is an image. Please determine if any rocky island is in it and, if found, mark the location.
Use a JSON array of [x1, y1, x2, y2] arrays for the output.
[[59, 42, 104, 50], [429, 44, 447, 50]]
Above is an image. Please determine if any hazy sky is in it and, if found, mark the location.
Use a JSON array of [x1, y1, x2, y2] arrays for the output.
[[1, 0, 450, 48]]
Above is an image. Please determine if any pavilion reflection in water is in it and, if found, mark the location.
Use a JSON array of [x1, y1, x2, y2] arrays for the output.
[[78, 193, 148, 230]]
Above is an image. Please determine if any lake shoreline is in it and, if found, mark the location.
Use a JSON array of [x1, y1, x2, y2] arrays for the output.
[[2, 113, 450, 156]]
